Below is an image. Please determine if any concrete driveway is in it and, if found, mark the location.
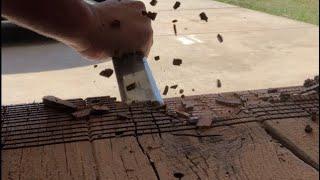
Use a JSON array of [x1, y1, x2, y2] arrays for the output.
[[1, 0, 319, 105]]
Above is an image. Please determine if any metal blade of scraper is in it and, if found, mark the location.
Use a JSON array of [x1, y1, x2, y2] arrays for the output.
[[112, 54, 163, 104]]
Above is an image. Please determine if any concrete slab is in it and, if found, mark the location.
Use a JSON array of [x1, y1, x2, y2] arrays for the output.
[[153, 8, 316, 36], [1, 0, 319, 105], [143, 0, 236, 11]]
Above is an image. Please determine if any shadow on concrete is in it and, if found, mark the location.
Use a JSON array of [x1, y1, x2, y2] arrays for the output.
[[1, 41, 103, 75], [1, 22, 102, 75]]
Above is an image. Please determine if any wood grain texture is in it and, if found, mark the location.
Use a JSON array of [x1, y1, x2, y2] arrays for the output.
[[3, 122, 318, 180], [263, 117, 319, 170], [138, 122, 319, 180], [1, 87, 318, 180], [91, 137, 157, 180], [2, 142, 98, 180]]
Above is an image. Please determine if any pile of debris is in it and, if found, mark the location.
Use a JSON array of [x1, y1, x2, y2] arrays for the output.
[[302, 75, 319, 95], [166, 98, 217, 129], [258, 75, 319, 103], [43, 96, 122, 120]]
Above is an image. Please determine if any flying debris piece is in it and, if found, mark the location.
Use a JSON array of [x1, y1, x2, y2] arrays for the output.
[[170, 85, 178, 89], [199, 12, 208, 22], [173, 24, 177, 36], [217, 34, 223, 43], [163, 85, 169, 95], [142, 11, 158, 21], [99, 69, 114, 78], [173, 1, 181, 10], [150, 0, 157, 6], [72, 108, 92, 120], [126, 83, 136, 91], [173, 58, 182, 66], [217, 79, 222, 88]]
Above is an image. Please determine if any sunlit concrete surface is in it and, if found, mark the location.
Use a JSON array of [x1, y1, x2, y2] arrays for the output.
[[2, 0, 318, 105]]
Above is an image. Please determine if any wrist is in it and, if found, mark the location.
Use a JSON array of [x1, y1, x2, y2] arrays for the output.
[[72, 3, 109, 60]]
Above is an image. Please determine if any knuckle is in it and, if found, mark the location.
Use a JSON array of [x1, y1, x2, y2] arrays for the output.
[[133, 1, 146, 10]]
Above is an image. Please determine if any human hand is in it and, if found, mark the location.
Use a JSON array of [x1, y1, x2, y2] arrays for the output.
[[76, 0, 153, 60]]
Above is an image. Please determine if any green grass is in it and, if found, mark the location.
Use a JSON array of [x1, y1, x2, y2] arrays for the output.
[[215, 0, 319, 25]]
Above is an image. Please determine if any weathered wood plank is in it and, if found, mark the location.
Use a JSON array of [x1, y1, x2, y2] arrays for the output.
[[263, 117, 319, 170], [91, 137, 157, 180], [15, 147, 43, 180], [1, 149, 23, 180], [40, 144, 71, 180], [138, 122, 319, 179], [2, 142, 98, 180], [63, 142, 98, 180]]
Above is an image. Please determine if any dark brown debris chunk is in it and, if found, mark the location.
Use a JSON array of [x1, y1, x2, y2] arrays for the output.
[[170, 85, 178, 89], [179, 89, 184, 94], [142, 11, 147, 16], [150, 0, 157, 6], [192, 88, 195, 91], [217, 79, 222, 88], [279, 92, 291, 102], [303, 78, 316, 87], [166, 110, 178, 118], [301, 84, 319, 94], [181, 100, 194, 112], [117, 112, 129, 120], [199, 12, 208, 22], [196, 114, 213, 128], [172, 19, 178, 23], [181, 94, 185, 98], [93, 65, 98, 68], [43, 96, 78, 112], [301, 90, 318, 96], [91, 105, 110, 115], [173, 58, 182, 66], [304, 125, 312, 133], [217, 34, 223, 43], [173, 1, 181, 10], [110, 20, 121, 29], [187, 116, 199, 125], [215, 97, 242, 107], [148, 12, 158, 20], [173, 24, 177, 36], [154, 56, 160, 61], [267, 88, 278, 93], [99, 69, 114, 78], [142, 11, 157, 21], [72, 108, 92, 120], [126, 83, 136, 91], [314, 75, 319, 83], [175, 110, 190, 119], [163, 85, 169, 95]]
